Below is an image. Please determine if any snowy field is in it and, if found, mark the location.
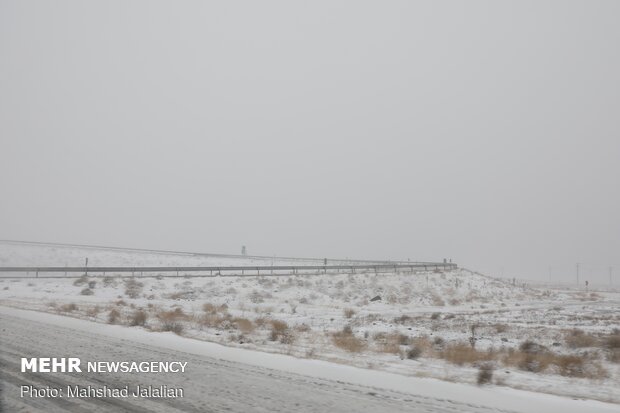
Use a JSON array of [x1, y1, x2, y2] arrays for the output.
[[1, 242, 619, 405]]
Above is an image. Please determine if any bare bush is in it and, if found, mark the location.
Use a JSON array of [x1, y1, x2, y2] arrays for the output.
[[73, 275, 89, 286], [124, 278, 143, 299], [80, 287, 94, 296]]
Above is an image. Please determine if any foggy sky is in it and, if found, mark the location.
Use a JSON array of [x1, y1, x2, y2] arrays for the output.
[[1, 1, 619, 282]]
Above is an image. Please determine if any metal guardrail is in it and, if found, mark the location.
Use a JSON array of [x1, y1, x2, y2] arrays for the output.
[[0, 263, 457, 278]]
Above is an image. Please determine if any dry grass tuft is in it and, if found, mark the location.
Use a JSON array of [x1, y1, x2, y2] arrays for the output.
[[565, 329, 597, 348], [129, 309, 148, 326], [269, 319, 294, 344], [86, 306, 101, 317], [333, 326, 366, 352], [108, 308, 121, 324], [232, 317, 255, 333], [60, 303, 78, 312], [477, 363, 494, 385], [441, 343, 494, 366], [343, 308, 356, 318]]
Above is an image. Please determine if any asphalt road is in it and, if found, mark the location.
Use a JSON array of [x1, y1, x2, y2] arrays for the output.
[[0, 312, 518, 413]]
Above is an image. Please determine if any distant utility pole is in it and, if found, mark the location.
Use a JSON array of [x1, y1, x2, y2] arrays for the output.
[[576, 263, 580, 285]]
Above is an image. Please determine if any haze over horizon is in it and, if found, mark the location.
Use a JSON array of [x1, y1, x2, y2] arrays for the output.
[[1, 1, 619, 283]]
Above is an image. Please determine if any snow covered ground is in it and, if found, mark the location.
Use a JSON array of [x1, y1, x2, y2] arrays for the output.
[[1, 242, 619, 406], [3, 307, 618, 413]]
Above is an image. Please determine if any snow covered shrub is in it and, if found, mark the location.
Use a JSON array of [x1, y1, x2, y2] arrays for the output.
[[124, 278, 143, 299], [73, 275, 89, 286], [102, 276, 115, 287], [80, 287, 94, 296]]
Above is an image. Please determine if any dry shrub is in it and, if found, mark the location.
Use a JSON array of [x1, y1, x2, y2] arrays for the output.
[[200, 313, 231, 329], [566, 329, 597, 348], [86, 306, 101, 317], [73, 275, 89, 286], [393, 315, 412, 324], [477, 363, 494, 385], [430, 312, 441, 320], [129, 309, 148, 326], [296, 324, 311, 333], [203, 303, 218, 313], [376, 332, 410, 354], [80, 287, 94, 296], [233, 318, 255, 333], [406, 346, 422, 359], [343, 308, 356, 318], [333, 326, 366, 352], [156, 308, 186, 334], [108, 308, 121, 324], [604, 334, 620, 349], [115, 299, 127, 306], [157, 308, 188, 322], [269, 319, 294, 343], [431, 294, 445, 306], [441, 343, 493, 366], [502, 342, 607, 378], [494, 324, 509, 333], [60, 303, 78, 312]]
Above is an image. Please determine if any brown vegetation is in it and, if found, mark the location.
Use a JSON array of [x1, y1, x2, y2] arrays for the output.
[[333, 326, 366, 352]]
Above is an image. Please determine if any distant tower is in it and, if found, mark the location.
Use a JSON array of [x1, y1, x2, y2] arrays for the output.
[[241, 246, 247, 256]]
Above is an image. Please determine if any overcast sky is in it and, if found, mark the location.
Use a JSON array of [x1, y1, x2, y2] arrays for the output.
[[1, 1, 618, 282]]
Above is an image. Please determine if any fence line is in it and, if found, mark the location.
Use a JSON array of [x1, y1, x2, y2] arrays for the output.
[[0, 263, 457, 278]]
